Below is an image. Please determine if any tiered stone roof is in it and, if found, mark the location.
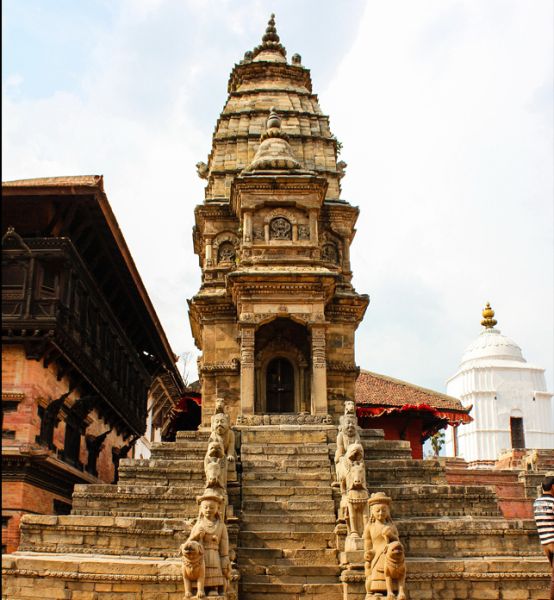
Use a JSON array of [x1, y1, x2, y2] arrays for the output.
[[202, 15, 343, 201]]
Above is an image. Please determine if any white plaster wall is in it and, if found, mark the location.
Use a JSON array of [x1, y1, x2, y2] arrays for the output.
[[446, 361, 553, 461]]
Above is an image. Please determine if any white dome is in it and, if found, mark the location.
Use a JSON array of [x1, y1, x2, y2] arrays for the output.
[[461, 328, 525, 364]]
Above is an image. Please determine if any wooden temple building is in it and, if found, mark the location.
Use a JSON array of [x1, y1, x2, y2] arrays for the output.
[[1, 176, 185, 553]]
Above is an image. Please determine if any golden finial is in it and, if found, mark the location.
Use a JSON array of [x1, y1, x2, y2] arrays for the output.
[[480, 302, 497, 329]]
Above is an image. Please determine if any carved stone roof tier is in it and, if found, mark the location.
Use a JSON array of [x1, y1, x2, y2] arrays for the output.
[[201, 15, 343, 201]]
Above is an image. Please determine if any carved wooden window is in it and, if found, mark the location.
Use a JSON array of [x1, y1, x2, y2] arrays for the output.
[[269, 217, 292, 240], [2, 263, 26, 299], [39, 261, 59, 298], [510, 417, 525, 449], [217, 241, 236, 263], [2, 263, 25, 289], [322, 242, 339, 264]]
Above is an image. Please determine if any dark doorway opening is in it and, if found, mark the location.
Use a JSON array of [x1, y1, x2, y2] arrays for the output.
[[510, 417, 525, 449], [266, 358, 294, 413]]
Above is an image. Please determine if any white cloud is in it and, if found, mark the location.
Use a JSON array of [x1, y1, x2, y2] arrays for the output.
[[2, 0, 553, 393]]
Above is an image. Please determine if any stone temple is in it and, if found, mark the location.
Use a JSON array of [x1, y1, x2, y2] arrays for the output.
[[2, 15, 552, 600]]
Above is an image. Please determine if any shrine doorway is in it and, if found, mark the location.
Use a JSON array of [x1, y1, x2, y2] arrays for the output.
[[266, 357, 295, 413], [254, 318, 310, 414]]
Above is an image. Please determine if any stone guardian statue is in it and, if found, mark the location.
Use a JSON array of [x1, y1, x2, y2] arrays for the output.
[[182, 489, 230, 598], [363, 492, 407, 600]]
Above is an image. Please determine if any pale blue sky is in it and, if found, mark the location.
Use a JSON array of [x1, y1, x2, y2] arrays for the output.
[[3, 0, 553, 397]]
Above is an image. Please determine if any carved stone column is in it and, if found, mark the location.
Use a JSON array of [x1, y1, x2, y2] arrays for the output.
[[205, 236, 214, 268], [310, 324, 327, 414], [240, 325, 256, 414], [243, 211, 252, 243]]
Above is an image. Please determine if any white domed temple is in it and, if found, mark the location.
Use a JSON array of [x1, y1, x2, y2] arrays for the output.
[[445, 303, 554, 464]]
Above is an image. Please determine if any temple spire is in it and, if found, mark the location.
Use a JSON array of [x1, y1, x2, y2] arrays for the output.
[[252, 13, 287, 62], [262, 13, 280, 44], [480, 302, 498, 329]]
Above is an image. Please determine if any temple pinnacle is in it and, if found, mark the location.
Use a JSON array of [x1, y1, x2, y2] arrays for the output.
[[262, 14, 280, 44], [251, 13, 286, 61], [480, 302, 497, 329]]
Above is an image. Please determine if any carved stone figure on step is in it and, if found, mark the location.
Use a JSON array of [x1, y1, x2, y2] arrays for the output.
[[335, 412, 362, 471], [209, 399, 236, 464], [184, 489, 230, 598], [180, 539, 206, 598], [336, 442, 368, 538], [205, 439, 228, 489], [364, 492, 406, 600]]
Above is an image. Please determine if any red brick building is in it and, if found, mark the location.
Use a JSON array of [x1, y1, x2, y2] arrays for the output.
[[355, 370, 471, 459], [2, 176, 184, 553]]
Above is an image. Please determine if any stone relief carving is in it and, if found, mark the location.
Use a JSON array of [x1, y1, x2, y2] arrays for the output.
[[269, 217, 292, 240], [363, 492, 407, 600], [322, 242, 339, 264], [217, 242, 236, 263], [252, 227, 265, 241], [236, 413, 332, 425], [297, 224, 310, 240], [311, 328, 326, 369]]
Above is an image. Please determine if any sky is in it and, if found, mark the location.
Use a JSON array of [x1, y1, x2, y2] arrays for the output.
[[3, 0, 553, 397]]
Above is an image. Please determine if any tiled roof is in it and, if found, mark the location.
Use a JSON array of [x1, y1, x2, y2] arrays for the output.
[[355, 370, 467, 413], [3, 175, 103, 189]]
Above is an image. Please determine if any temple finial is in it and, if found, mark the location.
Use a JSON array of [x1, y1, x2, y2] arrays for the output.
[[481, 302, 497, 329], [251, 13, 287, 61], [262, 14, 280, 44]]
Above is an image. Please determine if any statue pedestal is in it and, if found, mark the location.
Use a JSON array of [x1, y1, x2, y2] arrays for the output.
[[344, 534, 364, 552]]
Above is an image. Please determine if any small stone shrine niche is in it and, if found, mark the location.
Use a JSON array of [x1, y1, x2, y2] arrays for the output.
[[180, 400, 237, 599]]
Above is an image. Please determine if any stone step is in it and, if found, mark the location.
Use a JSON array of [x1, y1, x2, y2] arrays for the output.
[[396, 517, 544, 558], [241, 458, 332, 470], [239, 581, 343, 600], [342, 556, 551, 599], [241, 499, 335, 514], [239, 530, 335, 550], [70, 483, 206, 518], [238, 548, 338, 565], [241, 444, 330, 456], [17, 514, 191, 558], [364, 458, 447, 485], [242, 471, 331, 485], [338, 484, 501, 518], [242, 487, 333, 501]]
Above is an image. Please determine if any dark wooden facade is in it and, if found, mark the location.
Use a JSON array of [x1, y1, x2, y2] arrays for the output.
[[1, 175, 184, 552]]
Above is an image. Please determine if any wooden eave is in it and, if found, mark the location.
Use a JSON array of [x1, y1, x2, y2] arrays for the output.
[[2, 176, 179, 375]]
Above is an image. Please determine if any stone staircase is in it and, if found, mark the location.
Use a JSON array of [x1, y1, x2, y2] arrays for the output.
[[237, 424, 343, 600], [3, 425, 552, 599], [338, 445, 551, 599], [5, 430, 240, 600]]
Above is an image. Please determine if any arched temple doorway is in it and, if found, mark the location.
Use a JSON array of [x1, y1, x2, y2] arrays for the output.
[[266, 357, 294, 413], [254, 318, 310, 413]]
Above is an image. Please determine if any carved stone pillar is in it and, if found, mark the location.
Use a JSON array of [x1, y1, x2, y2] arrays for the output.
[[309, 209, 318, 243], [240, 325, 256, 414], [205, 236, 213, 268], [310, 324, 327, 414], [243, 211, 252, 243]]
